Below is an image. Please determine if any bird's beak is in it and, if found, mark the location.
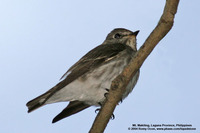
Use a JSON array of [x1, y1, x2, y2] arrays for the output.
[[127, 30, 139, 39], [132, 30, 140, 36]]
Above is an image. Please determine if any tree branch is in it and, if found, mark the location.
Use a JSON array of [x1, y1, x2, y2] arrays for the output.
[[89, 0, 180, 133]]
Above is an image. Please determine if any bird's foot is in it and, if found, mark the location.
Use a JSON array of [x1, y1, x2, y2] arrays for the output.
[[104, 88, 109, 98], [95, 101, 115, 120], [95, 109, 115, 120]]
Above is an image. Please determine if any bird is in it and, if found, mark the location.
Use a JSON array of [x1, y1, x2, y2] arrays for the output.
[[26, 28, 140, 123]]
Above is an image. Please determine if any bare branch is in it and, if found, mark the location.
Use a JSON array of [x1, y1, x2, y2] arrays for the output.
[[89, 0, 180, 133]]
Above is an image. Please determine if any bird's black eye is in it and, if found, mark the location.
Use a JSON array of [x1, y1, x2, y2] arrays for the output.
[[114, 33, 122, 39]]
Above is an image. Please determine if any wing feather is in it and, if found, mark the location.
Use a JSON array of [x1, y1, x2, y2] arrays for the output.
[[26, 43, 131, 112]]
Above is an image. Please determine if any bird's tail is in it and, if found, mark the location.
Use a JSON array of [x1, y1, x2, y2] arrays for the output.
[[26, 91, 51, 113], [52, 101, 90, 123]]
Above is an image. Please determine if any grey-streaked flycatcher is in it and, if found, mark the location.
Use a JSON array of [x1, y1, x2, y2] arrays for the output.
[[26, 28, 140, 123]]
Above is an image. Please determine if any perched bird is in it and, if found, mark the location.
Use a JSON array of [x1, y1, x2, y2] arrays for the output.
[[26, 28, 140, 123]]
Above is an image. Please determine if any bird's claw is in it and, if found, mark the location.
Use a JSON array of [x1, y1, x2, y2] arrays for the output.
[[104, 88, 109, 98], [105, 88, 109, 92], [95, 108, 100, 113], [111, 114, 115, 120], [104, 93, 108, 98], [120, 99, 123, 103]]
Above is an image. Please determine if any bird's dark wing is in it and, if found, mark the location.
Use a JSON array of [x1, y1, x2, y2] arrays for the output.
[[52, 101, 90, 123], [26, 43, 133, 112], [60, 43, 131, 79], [46, 43, 133, 99]]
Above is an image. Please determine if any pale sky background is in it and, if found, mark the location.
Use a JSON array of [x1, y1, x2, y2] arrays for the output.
[[0, 1, 199, 133]]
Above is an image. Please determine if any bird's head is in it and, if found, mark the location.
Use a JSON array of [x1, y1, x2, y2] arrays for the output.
[[102, 28, 139, 51]]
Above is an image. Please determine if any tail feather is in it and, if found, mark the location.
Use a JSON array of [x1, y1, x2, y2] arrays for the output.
[[52, 101, 90, 123], [26, 92, 51, 113]]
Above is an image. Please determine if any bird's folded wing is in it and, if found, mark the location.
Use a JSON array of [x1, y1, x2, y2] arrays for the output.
[[26, 43, 131, 112], [45, 43, 130, 100]]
